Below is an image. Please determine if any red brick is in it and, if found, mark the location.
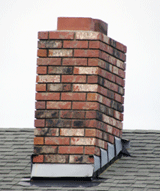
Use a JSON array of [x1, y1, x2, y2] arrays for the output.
[[37, 58, 61, 66], [85, 129, 96, 137], [59, 146, 83, 154], [85, 120, 97, 127], [34, 119, 45, 127], [37, 66, 47, 74], [34, 137, 44, 145], [37, 49, 47, 57], [63, 58, 87, 66], [88, 76, 98, 83], [36, 84, 46, 92], [60, 111, 86, 119], [62, 75, 86, 83], [38, 32, 48, 39], [35, 101, 45, 109], [84, 146, 96, 155], [87, 93, 98, 101], [89, 41, 100, 49], [74, 49, 99, 57], [112, 128, 120, 137], [45, 137, 69, 145], [33, 155, 44, 163], [72, 102, 98, 110], [47, 101, 71, 109], [88, 58, 99, 66], [63, 41, 88, 48], [118, 69, 125, 79], [49, 31, 74, 39], [36, 93, 60, 100], [61, 93, 86, 101], [108, 134, 114, 144], [60, 110, 72, 118], [86, 111, 96, 119], [115, 93, 122, 103]]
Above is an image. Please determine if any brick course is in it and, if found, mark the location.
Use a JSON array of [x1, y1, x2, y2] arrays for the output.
[[33, 17, 127, 165]]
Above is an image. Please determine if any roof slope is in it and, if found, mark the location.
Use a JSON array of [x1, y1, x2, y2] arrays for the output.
[[0, 128, 160, 190]]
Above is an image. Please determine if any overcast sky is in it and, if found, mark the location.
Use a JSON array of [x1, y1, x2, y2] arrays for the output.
[[0, 0, 160, 130]]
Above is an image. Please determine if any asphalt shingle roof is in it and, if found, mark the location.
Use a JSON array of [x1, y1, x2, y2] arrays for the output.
[[0, 128, 160, 191]]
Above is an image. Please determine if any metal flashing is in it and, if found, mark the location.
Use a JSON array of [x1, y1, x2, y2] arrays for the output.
[[108, 143, 115, 162], [93, 155, 100, 172], [100, 148, 108, 167], [115, 137, 122, 155], [31, 164, 94, 178]]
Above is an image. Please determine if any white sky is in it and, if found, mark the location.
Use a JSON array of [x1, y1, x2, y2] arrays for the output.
[[0, 0, 160, 130]]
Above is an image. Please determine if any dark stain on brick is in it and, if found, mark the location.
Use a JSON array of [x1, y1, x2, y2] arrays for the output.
[[73, 120, 84, 127]]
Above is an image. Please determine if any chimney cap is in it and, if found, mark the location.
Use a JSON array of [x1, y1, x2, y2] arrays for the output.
[[57, 17, 108, 35]]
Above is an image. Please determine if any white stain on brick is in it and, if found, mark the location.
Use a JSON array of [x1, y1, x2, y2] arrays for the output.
[[75, 31, 100, 40], [48, 49, 72, 57], [71, 137, 96, 145], [73, 84, 98, 92], [37, 75, 60, 83], [75, 67, 98, 74]]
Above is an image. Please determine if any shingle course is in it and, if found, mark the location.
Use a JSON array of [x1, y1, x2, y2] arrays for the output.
[[0, 128, 160, 190]]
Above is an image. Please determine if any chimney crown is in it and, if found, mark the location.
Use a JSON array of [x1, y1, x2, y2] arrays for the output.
[[57, 17, 108, 35]]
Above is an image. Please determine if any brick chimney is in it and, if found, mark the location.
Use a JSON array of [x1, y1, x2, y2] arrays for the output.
[[31, 17, 127, 178]]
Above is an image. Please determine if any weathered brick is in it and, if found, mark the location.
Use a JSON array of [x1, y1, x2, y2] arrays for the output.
[[63, 58, 87, 66], [63, 41, 88, 48], [36, 93, 60, 100], [60, 128, 84, 136], [46, 119, 71, 127], [74, 49, 99, 57], [112, 127, 120, 137], [37, 49, 47, 57], [44, 155, 68, 163], [87, 93, 98, 101], [85, 120, 97, 127], [49, 31, 74, 39], [73, 84, 98, 92], [48, 49, 73, 57], [88, 58, 99, 66], [38, 40, 62, 48], [69, 155, 94, 164], [36, 84, 46, 92], [47, 84, 71, 92], [72, 120, 85, 127], [38, 32, 48, 39], [35, 110, 59, 119], [75, 31, 100, 40], [115, 93, 122, 103], [34, 128, 59, 136], [45, 137, 70, 145], [34, 119, 45, 127], [36, 75, 60, 83], [34, 146, 58, 154], [62, 75, 86, 83], [72, 102, 98, 110], [108, 134, 114, 144], [34, 137, 44, 145], [37, 58, 61, 66], [47, 101, 71, 109], [37, 66, 47, 74], [71, 137, 96, 145], [35, 101, 45, 109], [88, 76, 98, 83], [85, 129, 96, 137], [33, 155, 44, 163], [59, 146, 83, 154], [84, 146, 96, 155], [86, 111, 96, 119], [61, 93, 86, 101], [74, 67, 98, 74], [48, 66, 72, 74]]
